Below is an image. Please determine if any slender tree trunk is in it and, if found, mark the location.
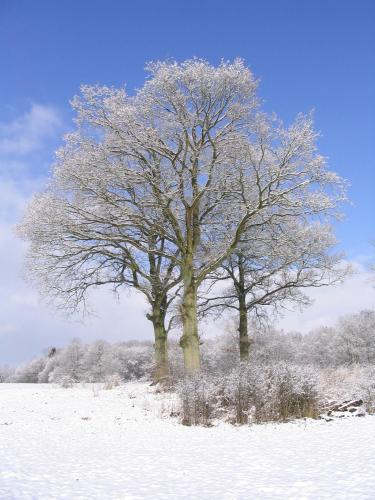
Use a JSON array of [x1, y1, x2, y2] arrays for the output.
[[238, 292, 250, 361], [180, 260, 201, 374], [237, 253, 250, 361]]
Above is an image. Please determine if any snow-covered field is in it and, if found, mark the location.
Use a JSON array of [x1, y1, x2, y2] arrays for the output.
[[1, 383, 375, 500]]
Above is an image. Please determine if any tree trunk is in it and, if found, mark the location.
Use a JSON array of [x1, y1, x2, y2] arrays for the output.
[[238, 292, 250, 361], [147, 302, 169, 383], [180, 263, 201, 374], [153, 322, 169, 381], [237, 253, 250, 361]]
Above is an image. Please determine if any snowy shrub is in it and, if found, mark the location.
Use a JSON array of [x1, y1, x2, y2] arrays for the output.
[[48, 368, 70, 385], [266, 363, 318, 421], [58, 375, 75, 388], [220, 364, 256, 424], [200, 333, 239, 375], [360, 368, 375, 413], [176, 363, 318, 425], [219, 362, 318, 423], [177, 372, 219, 426]]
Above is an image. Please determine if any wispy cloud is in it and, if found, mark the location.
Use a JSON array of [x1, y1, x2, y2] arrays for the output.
[[0, 103, 64, 220], [0, 103, 62, 158], [278, 263, 375, 333]]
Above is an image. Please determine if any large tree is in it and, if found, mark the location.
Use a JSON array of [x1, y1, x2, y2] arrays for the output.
[[19, 59, 346, 373]]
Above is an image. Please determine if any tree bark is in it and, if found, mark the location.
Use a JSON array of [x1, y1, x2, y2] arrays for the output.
[[147, 301, 169, 383], [237, 254, 250, 361], [153, 322, 169, 381], [180, 262, 201, 374], [238, 292, 250, 361]]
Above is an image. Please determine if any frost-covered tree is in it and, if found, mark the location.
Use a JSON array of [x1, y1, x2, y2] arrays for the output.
[[298, 326, 339, 367], [34, 339, 154, 384], [201, 220, 348, 360], [14, 357, 47, 383], [111, 342, 154, 381], [48, 339, 86, 384], [19, 204, 180, 380], [335, 310, 375, 365], [19, 59, 346, 373], [0, 365, 14, 383], [81, 340, 112, 382], [38, 348, 61, 383], [18, 180, 180, 381], [293, 311, 375, 367]]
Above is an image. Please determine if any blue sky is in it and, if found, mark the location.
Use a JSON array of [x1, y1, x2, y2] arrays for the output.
[[0, 0, 374, 363]]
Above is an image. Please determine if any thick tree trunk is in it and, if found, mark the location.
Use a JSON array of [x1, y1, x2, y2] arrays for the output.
[[153, 322, 169, 381], [180, 263, 201, 374], [148, 302, 169, 383], [238, 293, 250, 361]]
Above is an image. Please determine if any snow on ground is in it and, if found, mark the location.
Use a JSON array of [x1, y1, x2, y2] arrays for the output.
[[1, 383, 375, 500]]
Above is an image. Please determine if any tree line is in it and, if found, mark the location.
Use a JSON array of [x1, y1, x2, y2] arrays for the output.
[[2, 310, 375, 387]]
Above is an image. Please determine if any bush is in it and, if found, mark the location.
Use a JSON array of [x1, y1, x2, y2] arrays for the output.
[[177, 372, 219, 426], [176, 362, 319, 426], [223, 362, 318, 423], [360, 368, 375, 413], [58, 375, 75, 388]]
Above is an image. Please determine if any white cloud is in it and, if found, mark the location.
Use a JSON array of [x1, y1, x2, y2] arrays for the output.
[[277, 266, 375, 333], [0, 103, 64, 221], [0, 178, 37, 222], [0, 103, 62, 157]]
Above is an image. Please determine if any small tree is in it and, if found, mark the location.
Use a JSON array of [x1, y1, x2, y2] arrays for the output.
[[48, 339, 85, 384], [201, 220, 348, 360]]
